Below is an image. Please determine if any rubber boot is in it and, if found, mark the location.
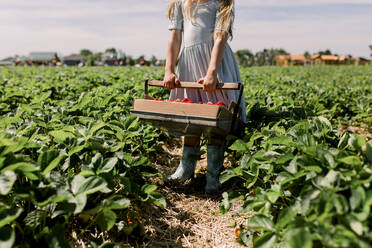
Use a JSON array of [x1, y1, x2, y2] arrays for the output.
[[205, 145, 225, 194], [166, 145, 200, 182]]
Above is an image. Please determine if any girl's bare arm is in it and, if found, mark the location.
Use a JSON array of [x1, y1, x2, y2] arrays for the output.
[[164, 30, 182, 89], [199, 31, 228, 92]]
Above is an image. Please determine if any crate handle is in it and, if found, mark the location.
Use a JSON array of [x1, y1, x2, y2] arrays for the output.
[[145, 79, 241, 97]]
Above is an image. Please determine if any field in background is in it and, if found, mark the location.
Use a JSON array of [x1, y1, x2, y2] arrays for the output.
[[0, 66, 371, 247]]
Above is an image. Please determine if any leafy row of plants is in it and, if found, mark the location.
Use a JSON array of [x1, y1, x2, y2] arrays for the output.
[[1, 65, 371, 247], [0, 67, 168, 247], [221, 66, 372, 247]]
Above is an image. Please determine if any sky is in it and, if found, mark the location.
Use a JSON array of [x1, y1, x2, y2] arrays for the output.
[[1, 0, 372, 59]]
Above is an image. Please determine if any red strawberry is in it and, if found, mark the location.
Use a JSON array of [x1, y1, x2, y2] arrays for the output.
[[154, 98, 158, 101], [199, 101, 204, 104], [182, 98, 193, 103], [168, 99, 175, 102], [216, 101, 225, 106]]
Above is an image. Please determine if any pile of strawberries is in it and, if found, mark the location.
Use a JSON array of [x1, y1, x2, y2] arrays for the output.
[[153, 98, 225, 106]]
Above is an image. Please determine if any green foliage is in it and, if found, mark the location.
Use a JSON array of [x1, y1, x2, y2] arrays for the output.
[[222, 66, 372, 247], [0, 66, 166, 247], [0, 65, 371, 247]]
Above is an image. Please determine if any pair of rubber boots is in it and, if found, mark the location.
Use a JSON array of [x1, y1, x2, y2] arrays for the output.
[[166, 145, 224, 194]]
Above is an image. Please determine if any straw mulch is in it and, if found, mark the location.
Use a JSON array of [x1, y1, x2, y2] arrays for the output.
[[141, 138, 252, 248]]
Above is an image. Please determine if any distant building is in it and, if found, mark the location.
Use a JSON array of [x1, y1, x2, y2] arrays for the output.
[[0, 61, 12, 66], [275, 55, 309, 66], [62, 55, 85, 66], [310, 54, 358, 65], [357, 57, 372, 65], [29, 52, 60, 65], [102, 50, 126, 66]]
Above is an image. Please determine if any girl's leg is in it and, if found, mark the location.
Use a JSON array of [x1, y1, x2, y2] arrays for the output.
[[205, 136, 226, 193], [166, 136, 201, 182]]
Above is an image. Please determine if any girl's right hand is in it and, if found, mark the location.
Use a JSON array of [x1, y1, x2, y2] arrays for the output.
[[163, 72, 180, 90]]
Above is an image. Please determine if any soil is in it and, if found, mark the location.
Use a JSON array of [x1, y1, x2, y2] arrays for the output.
[[141, 138, 252, 248]]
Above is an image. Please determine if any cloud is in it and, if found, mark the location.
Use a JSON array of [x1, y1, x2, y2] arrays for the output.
[[0, 0, 371, 59]]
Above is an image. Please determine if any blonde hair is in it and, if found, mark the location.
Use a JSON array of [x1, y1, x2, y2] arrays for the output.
[[168, 0, 234, 39]]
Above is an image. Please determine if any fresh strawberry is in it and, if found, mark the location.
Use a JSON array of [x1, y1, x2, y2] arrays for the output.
[[199, 101, 204, 104], [182, 98, 193, 103], [216, 101, 226, 106], [168, 99, 175, 102]]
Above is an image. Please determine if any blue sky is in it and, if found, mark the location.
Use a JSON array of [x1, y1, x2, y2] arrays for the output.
[[1, 0, 371, 59]]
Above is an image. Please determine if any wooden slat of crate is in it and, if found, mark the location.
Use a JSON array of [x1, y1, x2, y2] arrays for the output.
[[130, 110, 232, 137], [133, 99, 231, 118]]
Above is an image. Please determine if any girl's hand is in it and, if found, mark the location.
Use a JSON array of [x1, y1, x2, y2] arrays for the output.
[[163, 72, 180, 90], [198, 73, 218, 92]]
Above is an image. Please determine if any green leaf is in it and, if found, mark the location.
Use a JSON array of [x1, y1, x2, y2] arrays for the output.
[[98, 157, 118, 174], [284, 228, 312, 248], [108, 198, 131, 210], [276, 204, 299, 230], [0, 171, 16, 195], [42, 154, 67, 175], [49, 130, 75, 143], [254, 232, 277, 248], [89, 122, 107, 137], [347, 216, 363, 236], [68, 193, 87, 214], [38, 149, 59, 169], [71, 175, 110, 195], [348, 134, 366, 153], [350, 186, 365, 211], [1, 162, 38, 174], [275, 152, 294, 165], [246, 214, 275, 232], [229, 139, 249, 152], [149, 191, 167, 208], [96, 209, 116, 231], [269, 136, 294, 146], [0, 208, 23, 228], [338, 156, 362, 167], [220, 167, 241, 183], [302, 165, 322, 173], [142, 184, 157, 194], [285, 157, 298, 174], [0, 226, 15, 248], [265, 190, 280, 204], [24, 210, 45, 230]]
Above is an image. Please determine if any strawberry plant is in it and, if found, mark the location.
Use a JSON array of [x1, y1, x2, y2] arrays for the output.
[[0, 66, 166, 247], [221, 66, 372, 247]]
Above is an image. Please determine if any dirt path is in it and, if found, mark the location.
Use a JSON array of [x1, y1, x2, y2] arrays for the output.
[[141, 138, 251, 248]]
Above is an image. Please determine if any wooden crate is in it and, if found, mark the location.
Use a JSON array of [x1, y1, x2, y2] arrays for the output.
[[130, 99, 243, 137]]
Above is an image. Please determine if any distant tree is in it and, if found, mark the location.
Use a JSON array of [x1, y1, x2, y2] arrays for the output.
[[150, 55, 157, 65], [235, 49, 254, 67], [318, 49, 332, 55], [369, 45, 372, 57], [79, 49, 93, 57], [126, 56, 135, 66], [105, 48, 117, 54], [86, 55, 95, 66], [93, 52, 102, 62], [304, 51, 311, 58]]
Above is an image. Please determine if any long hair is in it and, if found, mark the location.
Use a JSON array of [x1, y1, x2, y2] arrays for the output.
[[168, 0, 234, 39]]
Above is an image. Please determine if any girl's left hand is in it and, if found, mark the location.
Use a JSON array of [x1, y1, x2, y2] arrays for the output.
[[198, 73, 218, 92]]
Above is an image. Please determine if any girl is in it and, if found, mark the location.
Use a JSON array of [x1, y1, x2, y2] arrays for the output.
[[163, 0, 246, 193]]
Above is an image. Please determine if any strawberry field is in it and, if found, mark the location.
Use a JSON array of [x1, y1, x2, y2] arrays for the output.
[[0, 65, 371, 247]]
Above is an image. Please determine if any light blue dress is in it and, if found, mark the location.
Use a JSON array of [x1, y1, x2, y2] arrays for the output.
[[169, 0, 246, 123]]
